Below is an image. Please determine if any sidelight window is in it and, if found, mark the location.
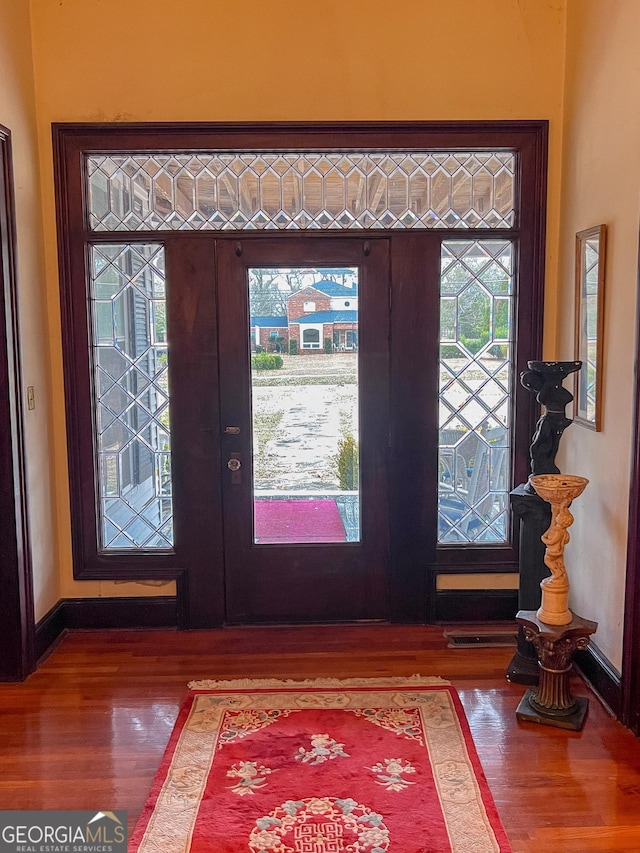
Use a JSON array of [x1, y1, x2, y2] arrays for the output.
[[90, 244, 173, 549], [438, 240, 513, 543]]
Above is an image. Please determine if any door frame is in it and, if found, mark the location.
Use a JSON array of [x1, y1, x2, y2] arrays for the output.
[[53, 121, 548, 629], [0, 124, 35, 680], [622, 232, 640, 734]]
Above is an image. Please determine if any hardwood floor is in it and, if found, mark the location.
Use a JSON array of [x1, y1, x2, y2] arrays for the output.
[[0, 625, 639, 852]]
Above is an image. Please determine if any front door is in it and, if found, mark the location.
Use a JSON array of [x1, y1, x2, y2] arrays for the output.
[[216, 238, 390, 623]]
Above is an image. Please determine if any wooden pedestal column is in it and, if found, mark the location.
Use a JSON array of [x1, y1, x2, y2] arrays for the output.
[[515, 610, 597, 731]]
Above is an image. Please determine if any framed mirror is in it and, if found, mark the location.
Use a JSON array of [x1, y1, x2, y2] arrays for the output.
[[574, 224, 606, 430]]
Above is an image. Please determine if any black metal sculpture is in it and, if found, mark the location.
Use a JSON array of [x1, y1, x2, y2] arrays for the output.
[[507, 359, 582, 684], [521, 360, 582, 491]]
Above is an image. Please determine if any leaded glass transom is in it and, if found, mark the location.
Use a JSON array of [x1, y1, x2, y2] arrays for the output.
[[91, 243, 173, 550], [86, 151, 516, 232], [438, 240, 513, 544]]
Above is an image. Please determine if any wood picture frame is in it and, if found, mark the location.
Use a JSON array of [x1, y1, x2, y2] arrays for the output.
[[574, 224, 606, 430]]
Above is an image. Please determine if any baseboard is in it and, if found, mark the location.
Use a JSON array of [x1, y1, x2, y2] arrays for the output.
[[34, 600, 68, 665], [434, 589, 518, 623], [574, 641, 622, 719], [35, 596, 179, 664]]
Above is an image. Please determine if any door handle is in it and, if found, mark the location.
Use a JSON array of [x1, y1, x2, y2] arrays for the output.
[[227, 455, 242, 484]]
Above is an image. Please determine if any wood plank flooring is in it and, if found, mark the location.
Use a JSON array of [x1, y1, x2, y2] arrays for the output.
[[0, 625, 639, 852]]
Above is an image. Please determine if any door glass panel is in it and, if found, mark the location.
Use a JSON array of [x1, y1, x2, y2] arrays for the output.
[[90, 243, 173, 549], [249, 267, 360, 544], [438, 240, 513, 543]]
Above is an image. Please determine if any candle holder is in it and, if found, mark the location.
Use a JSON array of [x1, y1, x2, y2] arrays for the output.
[[528, 473, 588, 625]]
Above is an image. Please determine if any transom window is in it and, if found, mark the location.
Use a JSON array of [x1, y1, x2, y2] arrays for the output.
[[86, 151, 516, 232]]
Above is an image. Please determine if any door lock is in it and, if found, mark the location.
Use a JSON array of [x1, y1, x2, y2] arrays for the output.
[[227, 455, 242, 484]]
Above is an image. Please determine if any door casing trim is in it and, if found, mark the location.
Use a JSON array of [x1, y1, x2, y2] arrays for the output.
[[53, 121, 548, 629], [0, 124, 35, 680]]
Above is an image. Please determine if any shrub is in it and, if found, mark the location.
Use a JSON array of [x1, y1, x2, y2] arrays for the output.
[[440, 344, 460, 359], [255, 344, 263, 354], [289, 338, 298, 355], [336, 434, 359, 490], [251, 352, 283, 371], [324, 337, 333, 354], [460, 335, 485, 355]]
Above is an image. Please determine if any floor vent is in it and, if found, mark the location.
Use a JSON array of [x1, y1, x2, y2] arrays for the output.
[[443, 630, 517, 649]]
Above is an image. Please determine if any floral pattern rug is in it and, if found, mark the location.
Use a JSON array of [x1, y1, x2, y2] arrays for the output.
[[130, 676, 512, 853]]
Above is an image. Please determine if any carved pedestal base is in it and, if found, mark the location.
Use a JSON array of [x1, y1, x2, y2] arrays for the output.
[[515, 610, 597, 731]]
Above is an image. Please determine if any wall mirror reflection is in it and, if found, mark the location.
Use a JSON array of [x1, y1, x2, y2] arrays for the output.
[[574, 224, 606, 430]]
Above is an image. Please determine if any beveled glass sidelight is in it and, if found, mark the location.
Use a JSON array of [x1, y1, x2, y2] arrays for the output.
[[438, 240, 513, 543], [249, 267, 360, 544], [91, 243, 173, 549], [86, 151, 516, 232]]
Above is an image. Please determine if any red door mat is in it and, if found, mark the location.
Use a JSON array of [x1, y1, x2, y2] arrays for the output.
[[254, 499, 346, 543]]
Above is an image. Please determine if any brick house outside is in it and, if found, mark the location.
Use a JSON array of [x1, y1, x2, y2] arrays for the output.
[[251, 315, 289, 352], [250, 279, 358, 354]]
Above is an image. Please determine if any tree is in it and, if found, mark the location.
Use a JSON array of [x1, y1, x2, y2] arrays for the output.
[[249, 268, 306, 316]]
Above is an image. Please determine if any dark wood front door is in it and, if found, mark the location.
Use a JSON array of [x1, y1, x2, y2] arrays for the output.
[[216, 238, 390, 623]]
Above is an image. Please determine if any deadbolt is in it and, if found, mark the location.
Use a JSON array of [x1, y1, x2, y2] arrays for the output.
[[227, 458, 242, 471]]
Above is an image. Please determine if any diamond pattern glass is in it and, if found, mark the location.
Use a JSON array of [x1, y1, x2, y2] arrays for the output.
[[87, 152, 515, 232], [91, 244, 173, 550], [438, 241, 513, 543]]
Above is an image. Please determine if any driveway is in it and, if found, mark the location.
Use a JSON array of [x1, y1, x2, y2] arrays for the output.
[[252, 353, 358, 491]]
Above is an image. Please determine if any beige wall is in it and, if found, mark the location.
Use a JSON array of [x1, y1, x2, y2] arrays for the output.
[[2, 1, 568, 610], [555, 0, 640, 672], [8, 0, 634, 674], [0, 0, 59, 620], [26, 0, 568, 603]]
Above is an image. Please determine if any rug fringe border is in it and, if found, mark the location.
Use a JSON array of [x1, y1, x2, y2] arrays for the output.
[[188, 673, 450, 690]]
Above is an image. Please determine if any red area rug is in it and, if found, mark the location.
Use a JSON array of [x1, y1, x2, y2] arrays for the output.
[[254, 500, 346, 543], [130, 676, 512, 853]]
